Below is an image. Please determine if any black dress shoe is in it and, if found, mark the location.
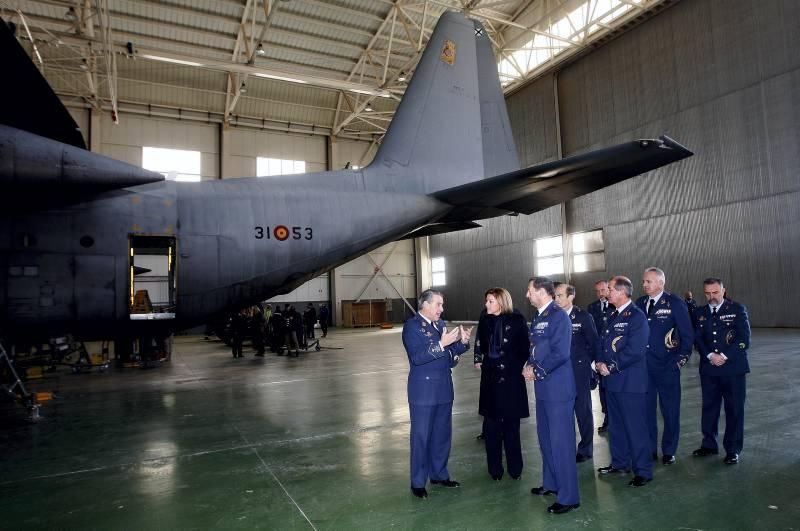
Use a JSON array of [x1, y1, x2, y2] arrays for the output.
[[724, 453, 739, 465], [597, 465, 629, 475], [662, 455, 676, 465], [531, 486, 557, 496], [430, 479, 460, 487], [476, 433, 485, 440], [628, 476, 651, 487], [576, 454, 590, 463], [491, 474, 503, 481], [692, 447, 719, 457], [411, 487, 428, 498], [547, 502, 580, 514], [510, 474, 521, 480]]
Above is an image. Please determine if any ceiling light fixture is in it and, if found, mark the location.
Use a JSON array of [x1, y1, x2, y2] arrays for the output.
[[140, 54, 203, 67], [65, 6, 77, 22], [365, 104, 373, 112], [253, 72, 307, 84], [239, 83, 247, 94], [398, 71, 406, 82], [256, 43, 266, 56]]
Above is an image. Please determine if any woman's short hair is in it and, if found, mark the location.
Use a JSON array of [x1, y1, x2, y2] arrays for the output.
[[484, 287, 513, 314]]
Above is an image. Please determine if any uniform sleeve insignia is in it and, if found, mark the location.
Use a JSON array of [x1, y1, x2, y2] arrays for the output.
[[725, 330, 736, 345], [612, 336, 623, 353], [664, 327, 678, 349], [440, 39, 456, 65]]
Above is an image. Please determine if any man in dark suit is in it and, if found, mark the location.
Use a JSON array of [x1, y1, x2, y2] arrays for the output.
[[524, 276, 579, 515], [587, 280, 614, 434], [555, 283, 599, 463], [692, 278, 751, 465], [402, 289, 472, 499], [636, 267, 694, 465], [596, 276, 652, 487]]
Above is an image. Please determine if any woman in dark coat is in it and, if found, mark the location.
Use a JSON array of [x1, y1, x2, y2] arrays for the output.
[[475, 287, 530, 480]]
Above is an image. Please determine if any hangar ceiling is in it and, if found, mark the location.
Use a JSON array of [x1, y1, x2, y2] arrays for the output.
[[4, 0, 674, 140]]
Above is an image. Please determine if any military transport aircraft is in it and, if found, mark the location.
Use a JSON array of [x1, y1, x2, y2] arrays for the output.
[[0, 11, 692, 347]]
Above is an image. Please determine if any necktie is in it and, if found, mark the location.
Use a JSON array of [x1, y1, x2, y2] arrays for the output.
[[647, 299, 656, 317], [601, 301, 606, 313], [711, 306, 717, 316]]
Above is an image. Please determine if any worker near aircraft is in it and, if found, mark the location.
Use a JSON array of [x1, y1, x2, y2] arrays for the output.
[[635, 267, 694, 465], [403, 289, 472, 499], [524, 276, 580, 515]]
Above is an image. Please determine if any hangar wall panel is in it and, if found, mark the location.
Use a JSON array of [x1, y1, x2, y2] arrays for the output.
[[331, 138, 377, 170], [222, 127, 326, 178], [432, 0, 800, 327], [98, 114, 219, 179]]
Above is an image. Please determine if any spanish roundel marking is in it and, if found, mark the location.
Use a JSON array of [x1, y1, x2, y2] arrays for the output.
[[274, 225, 289, 241]]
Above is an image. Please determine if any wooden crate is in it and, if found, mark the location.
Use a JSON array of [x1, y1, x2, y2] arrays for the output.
[[342, 301, 388, 328]]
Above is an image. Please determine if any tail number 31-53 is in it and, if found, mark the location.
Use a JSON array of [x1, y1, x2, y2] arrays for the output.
[[254, 225, 313, 241]]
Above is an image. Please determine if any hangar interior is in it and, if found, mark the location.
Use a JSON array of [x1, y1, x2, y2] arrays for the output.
[[2, 0, 800, 528]]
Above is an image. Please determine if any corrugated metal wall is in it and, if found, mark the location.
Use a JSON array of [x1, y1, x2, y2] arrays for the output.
[[431, 0, 800, 327]]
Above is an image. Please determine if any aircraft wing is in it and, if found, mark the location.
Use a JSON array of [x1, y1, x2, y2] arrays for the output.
[[432, 135, 693, 222]]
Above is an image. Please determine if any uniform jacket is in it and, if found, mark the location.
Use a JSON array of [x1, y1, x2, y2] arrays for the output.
[[403, 313, 469, 406], [477, 310, 530, 420], [694, 300, 751, 376], [567, 306, 600, 368], [635, 292, 694, 370], [587, 299, 615, 338], [599, 303, 649, 393], [529, 300, 575, 402]]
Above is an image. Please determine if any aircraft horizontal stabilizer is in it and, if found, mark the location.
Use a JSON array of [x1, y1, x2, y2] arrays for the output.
[[0, 18, 87, 149], [399, 221, 482, 240], [432, 135, 693, 222]]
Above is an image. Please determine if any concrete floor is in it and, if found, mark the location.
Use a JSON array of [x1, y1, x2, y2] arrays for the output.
[[1, 327, 799, 530]]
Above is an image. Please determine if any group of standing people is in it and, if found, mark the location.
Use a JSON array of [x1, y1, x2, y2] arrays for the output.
[[402, 269, 751, 516], [227, 302, 330, 358]]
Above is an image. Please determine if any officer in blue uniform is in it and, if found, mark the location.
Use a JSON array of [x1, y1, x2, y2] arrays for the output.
[[524, 277, 579, 515], [402, 289, 472, 499], [635, 267, 694, 465], [555, 283, 599, 463], [587, 280, 615, 433], [596, 276, 652, 487], [692, 277, 751, 465]]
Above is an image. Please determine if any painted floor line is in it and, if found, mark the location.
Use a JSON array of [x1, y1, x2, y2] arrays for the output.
[[237, 427, 318, 531]]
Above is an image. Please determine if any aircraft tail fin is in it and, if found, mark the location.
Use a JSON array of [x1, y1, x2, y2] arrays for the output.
[[0, 18, 87, 149], [365, 12, 517, 194]]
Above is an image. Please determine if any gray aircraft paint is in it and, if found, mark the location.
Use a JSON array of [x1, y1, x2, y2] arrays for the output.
[[0, 12, 692, 341]]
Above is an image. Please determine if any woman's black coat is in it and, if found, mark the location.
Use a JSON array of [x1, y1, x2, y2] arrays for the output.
[[475, 310, 530, 420]]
